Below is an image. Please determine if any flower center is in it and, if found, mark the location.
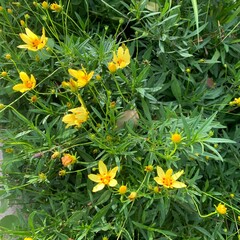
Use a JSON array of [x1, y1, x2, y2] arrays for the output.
[[26, 81, 33, 88], [162, 177, 173, 187], [32, 38, 41, 48], [117, 58, 124, 66], [100, 174, 111, 185]]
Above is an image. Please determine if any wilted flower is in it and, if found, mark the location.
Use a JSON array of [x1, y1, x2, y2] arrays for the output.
[[62, 78, 79, 92], [116, 109, 139, 129], [88, 160, 118, 192], [128, 191, 137, 201], [154, 166, 186, 189], [68, 66, 94, 88], [61, 153, 76, 167], [13, 72, 36, 93], [18, 27, 48, 51], [30, 95, 38, 103], [62, 106, 89, 128], [215, 203, 227, 215]]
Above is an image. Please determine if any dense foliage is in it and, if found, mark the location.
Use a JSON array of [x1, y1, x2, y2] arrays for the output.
[[0, 0, 240, 239]]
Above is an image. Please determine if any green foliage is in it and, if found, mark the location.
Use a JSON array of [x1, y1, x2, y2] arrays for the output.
[[0, 0, 240, 239]]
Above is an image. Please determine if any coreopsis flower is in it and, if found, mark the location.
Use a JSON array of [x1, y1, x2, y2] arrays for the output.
[[154, 166, 186, 189], [1, 71, 7, 77], [112, 44, 130, 69], [171, 132, 182, 143], [51, 151, 60, 159], [38, 172, 47, 183], [61, 153, 76, 167], [119, 185, 127, 194], [62, 106, 89, 128], [58, 169, 66, 176], [88, 160, 118, 192], [42, 1, 49, 9], [144, 165, 153, 172], [108, 61, 117, 73], [62, 78, 79, 92], [5, 53, 11, 60], [50, 2, 62, 12], [215, 203, 227, 215], [24, 238, 33, 240], [229, 97, 240, 107], [13, 72, 36, 93], [128, 191, 137, 201], [18, 27, 48, 51], [30, 95, 38, 103], [68, 67, 94, 88]]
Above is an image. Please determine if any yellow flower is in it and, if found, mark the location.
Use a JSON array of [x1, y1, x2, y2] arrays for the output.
[[108, 61, 117, 73], [18, 27, 48, 51], [24, 238, 33, 240], [229, 97, 240, 107], [171, 133, 182, 143], [68, 67, 94, 88], [7, 8, 13, 14], [144, 165, 153, 172], [5, 53, 11, 60], [88, 160, 118, 192], [38, 172, 47, 182], [215, 203, 227, 215], [62, 106, 89, 128], [51, 151, 60, 159], [13, 72, 36, 93], [0, 103, 5, 110], [61, 153, 76, 167], [96, 74, 101, 80], [20, 20, 25, 27], [0, 6, 3, 11], [62, 78, 79, 92], [112, 44, 130, 69], [128, 191, 137, 201], [1, 71, 7, 77], [58, 169, 66, 176], [50, 3, 62, 12], [119, 185, 127, 194], [42, 1, 49, 9], [238, 216, 240, 221], [154, 166, 186, 189]]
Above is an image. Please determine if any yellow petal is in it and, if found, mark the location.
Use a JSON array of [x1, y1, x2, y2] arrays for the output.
[[30, 74, 36, 88], [88, 174, 101, 183], [13, 84, 28, 93], [98, 160, 107, 175], [68, 69, 81, 80], [172, 181, 186, 188], [19, 33, 32, 45], [92, 183, 105, 192], [108, 166, 118, 178], [108, 179, 118, 187], [172, 170, 184, 181], [19, 72, 30, 83], [156, 166, 165, 178], [154, 176, 163, 185], [165, 169, 173, 178], [25, 28, 38, 39]]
